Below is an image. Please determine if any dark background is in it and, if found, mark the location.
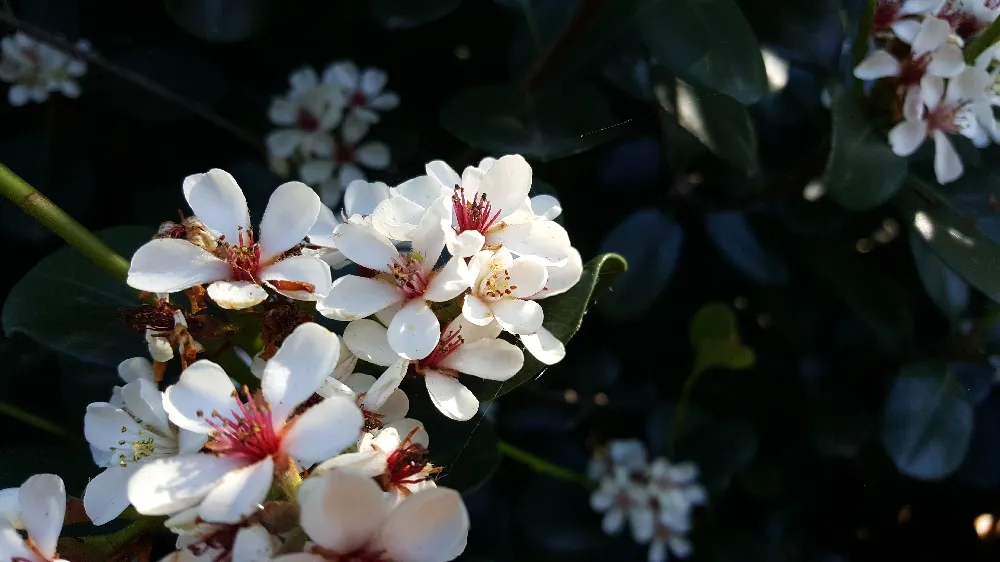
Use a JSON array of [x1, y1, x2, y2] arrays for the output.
[[3, 0, 1000, 560]]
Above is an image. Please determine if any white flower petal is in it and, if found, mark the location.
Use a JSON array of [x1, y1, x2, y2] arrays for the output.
[[19, 474, 64, 559], [84, 403, 140, 449], [362, 359, 409, 411], [344, 180, 391, 217], [317, 275, 405, 321], [377, 389, 409, 424], [400, 173, 452, 208], [945, 67, 990, 105], [206, 280, 268, 310], [356, 143, 391, 170], [424, 257, 472, 302], [490, 299, 544, 334], [300, 159, 336, 185], [530, 194, 562, 220], [888, 119, 928, 156], [0, 487, 21, 528], [477, 155, 533, 217], [425, 160, 461, 190], [928, 43, 966, 78], [343, 319, 398, 366], [331, 222, 399, 270], [121, 378, 170, 434], [283, 394, 364, 464], [424, 371, 479, 421], [83, 465, 138, 526], [258, 181, 321, 262], [508, 256, 548, 298], [388, 299, 440, 360], [933, 130, 964, 184], [446, 229, 486, 258], [268, 98, 297, 126], [263, 322, 341, 423], [370, 91, 400, 111], [127, 239, 229, 293], [853, 50, 900, 80], [342, 113, 371, 145], [199, 456, 273, 524], [410, 198, 451, 270], [382, 418, 429, 448], [462, 294, 494, 326], [922, 74, 946, 109], [298, 470, 387, 553], [445, 313, 502, 342], [439, 338, 523, 380], [487, 220, 572, 265], [521, 327, 566, 365], [371, 195, 426, 241], [891, 19, 922, 44], [231, 525, 274, 562], [377, 487, 470, 562], [267, 130, 305, 159], [537, 247, 582, 299], [117, 357, 154, 384], [261, 255, 333, 301], [163, 360, 237, 434], [322, 61, 359, 88], [290, 66, 319, 92], [912, 17, 950, 56], [360, 68, 388, 96], [313, 451, 386, 476], [182, 169, 250, 244]]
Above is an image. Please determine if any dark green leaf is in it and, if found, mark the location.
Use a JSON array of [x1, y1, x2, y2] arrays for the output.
[[909, 230, 969, 321], [881, 361, 973, 480], [694, 340, 756, 373], [705, 211, 789, 285], [597, 209, 682, 321], [640, 0, 768, 104], [957, 395, 1000, 489], [689, 302, 738, 346], [674, 81, 760, 174], [2, 226, 152, 367], [439, 84, 616, 161], [165, 0, 270, 42], [465, 253, 627, 400], [0, 445, 97, 493], [823, 86, 908, 211], [370, 0, 462, 29]]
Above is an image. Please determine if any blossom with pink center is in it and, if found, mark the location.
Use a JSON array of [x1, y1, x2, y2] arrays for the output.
[[266, 66, 346, 161], [888, 66, 994, 183], [127, 169, 333, 310], [127, 323, 364, 523], [270, 469, 467, 562], [319, 372, 411, 435], [370, 155, 574, 263], [159, 516, 278, 562], [854, 17, 966, 93], [0, 32, 89, 106], [936, 0, 1000, 41], [342, 315, 523, 421], [321, 60, 400, 124], [871, 0, 945, 42], [316, 197, 472, 360], [300, 113, 391, 207]]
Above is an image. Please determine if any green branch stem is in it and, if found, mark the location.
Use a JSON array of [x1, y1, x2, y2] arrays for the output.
[[0, 401, 80, 443], [0, 164, 130, 282], [965, 19, 1000, 64], [497, 440, 593, 488], [667, 365, 706, 456]]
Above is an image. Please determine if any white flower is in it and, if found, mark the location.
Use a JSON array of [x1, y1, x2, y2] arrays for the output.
[[590, 467, 654, 540], [937, 0, 1000, 40], [280, 469, 467, 562], [888, 66, 994, 183], [0, 474, 69, 562], [0, 32, 87, 106], [872, 0, 945, 43], [315, 419, 435, 505], [647, 459, 707, 528], [322, 60, 400, 124], [463, 247, 548, 333], [300, 114, 391, 207], [304, 180, 394, 268], [647, 529, 693, 562], [854, 17, 966, 88], [84, 359, 207, 525], [127, 323, 364, 523], [159, 517, 278, 562], [316, 196, 471, 360], [266, 67, 346, 160], [127, 169, 333, 309], [587, 438, 650, 481], [341, 315, 523, 421], [319, 372, 410, 433]]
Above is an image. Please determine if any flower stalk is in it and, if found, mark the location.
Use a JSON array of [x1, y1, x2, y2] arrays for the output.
[[497, 440, 593, 488], [0, 164, 130, 282], [964, 18, 1000, 63]]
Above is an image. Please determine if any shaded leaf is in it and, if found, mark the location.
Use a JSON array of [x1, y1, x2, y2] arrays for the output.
[[689, 302, 738, 345], [823, 86, 908, 211], [956, 394, 1000, 489], [440, 84, 616, 161], [2, 226, 152, 367], [950, 362, 994, 405], [882, 361, 973, 480], [165, 0, 270, 42], [675, 80, 759, 174], [705, 211, 789, 285], [370, 0, 462, 28], [909, 230, 969, 321], [465, 254, 627, 400], [694, 339, 756, 373], [597, 209, 682, 321]]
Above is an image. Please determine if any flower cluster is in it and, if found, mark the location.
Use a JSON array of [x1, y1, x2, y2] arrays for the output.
[[855, 0, 1000, 184], [12, 152, 584, 560], [589, 440, 706, 562], [266, 62, 398, 206], [0, 32, 88, 106]]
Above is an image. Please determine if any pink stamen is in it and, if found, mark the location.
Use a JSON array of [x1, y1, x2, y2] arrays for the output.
[[452, 185, 502, 235], [334, 141, 357, 164], [201, 387, 282, 463], [297, 110, 320, 132], [898, 53, 930, 86], [222, 228, 262, 282], [349, 89, 367, 107], [416, 327, 464, 371], [873, 0, 902, 29], [927, 103, 965, 135], [388, 254, 430, 298]]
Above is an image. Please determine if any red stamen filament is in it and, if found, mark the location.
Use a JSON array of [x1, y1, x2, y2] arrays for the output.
[[898, 53, 930, 87], [222, 228, 262, 283], [384, 426, 436, 486], [388, 254, 430, 298], [452, 186, 502, 235], [416, 327, 464, 372], [201, 387, 281, 463], [297, 110, 320, 132]]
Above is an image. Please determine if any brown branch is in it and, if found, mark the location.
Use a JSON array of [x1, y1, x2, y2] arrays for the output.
[[0, 14, 267, 156], [520, 0, 606, 92]]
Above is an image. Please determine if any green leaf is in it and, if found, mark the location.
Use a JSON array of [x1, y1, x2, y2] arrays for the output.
[[2, 226, 152, 367], [898, 181, 1000, 304], [909, 230, 970, 321], [689, 302, 738, 345], [465, 253, 627, 400], [704, 211, 788, 285], [439, 83, 617, 161], [165, 0, 270, 42], [882, 361, 973, 480], [640, 0, 768, 104], [823, 86, 908, 211], [673, 80, 760, 174], [370, 0, 462, 28]]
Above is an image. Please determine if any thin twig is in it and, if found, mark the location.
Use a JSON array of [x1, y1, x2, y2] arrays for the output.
[[0, 13, 266, 155]]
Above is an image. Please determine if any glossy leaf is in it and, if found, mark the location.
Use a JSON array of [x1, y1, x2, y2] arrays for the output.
[[370, 0, 462, 29], [440, 84, 616, 161], [597, 209, 682, 321], [165, 0, 270, 42], [675, 81, 760, 174], [909, 230, 970, 321], [705, 211, 789, 285], [465, 253, 627, 400], [2, 226, 152, 367], [882, 361, 973, 480]]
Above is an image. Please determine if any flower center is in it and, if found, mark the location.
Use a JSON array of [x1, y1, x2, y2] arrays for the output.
[[220, 228, 262, 283], [873, 0, 901, 29], [360, 399, 386, 432], [452, 186, 502, 235], [187, 524, 240, 562], [898, 53, 930, 86], [477, 263, 518, 302], [387, 252, 430, 298], [201, 387, 282, 463], [334, 141, 357, 164], [414, 327, 464, 373], [926, 102, 965, 135], [939, 0, 988, 38], [349, 89, 368, 107], [297, 109, 320, 132]]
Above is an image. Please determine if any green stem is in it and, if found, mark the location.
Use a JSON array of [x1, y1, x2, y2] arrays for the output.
[[0, 164, 130, 282], [57, 516, 163, 560], [0, 401, 80, 443], [497, 440, 593, 488], [853, 0, 877, 96], [668, 366, 706, 456], [965, 19, 1000, 64]]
